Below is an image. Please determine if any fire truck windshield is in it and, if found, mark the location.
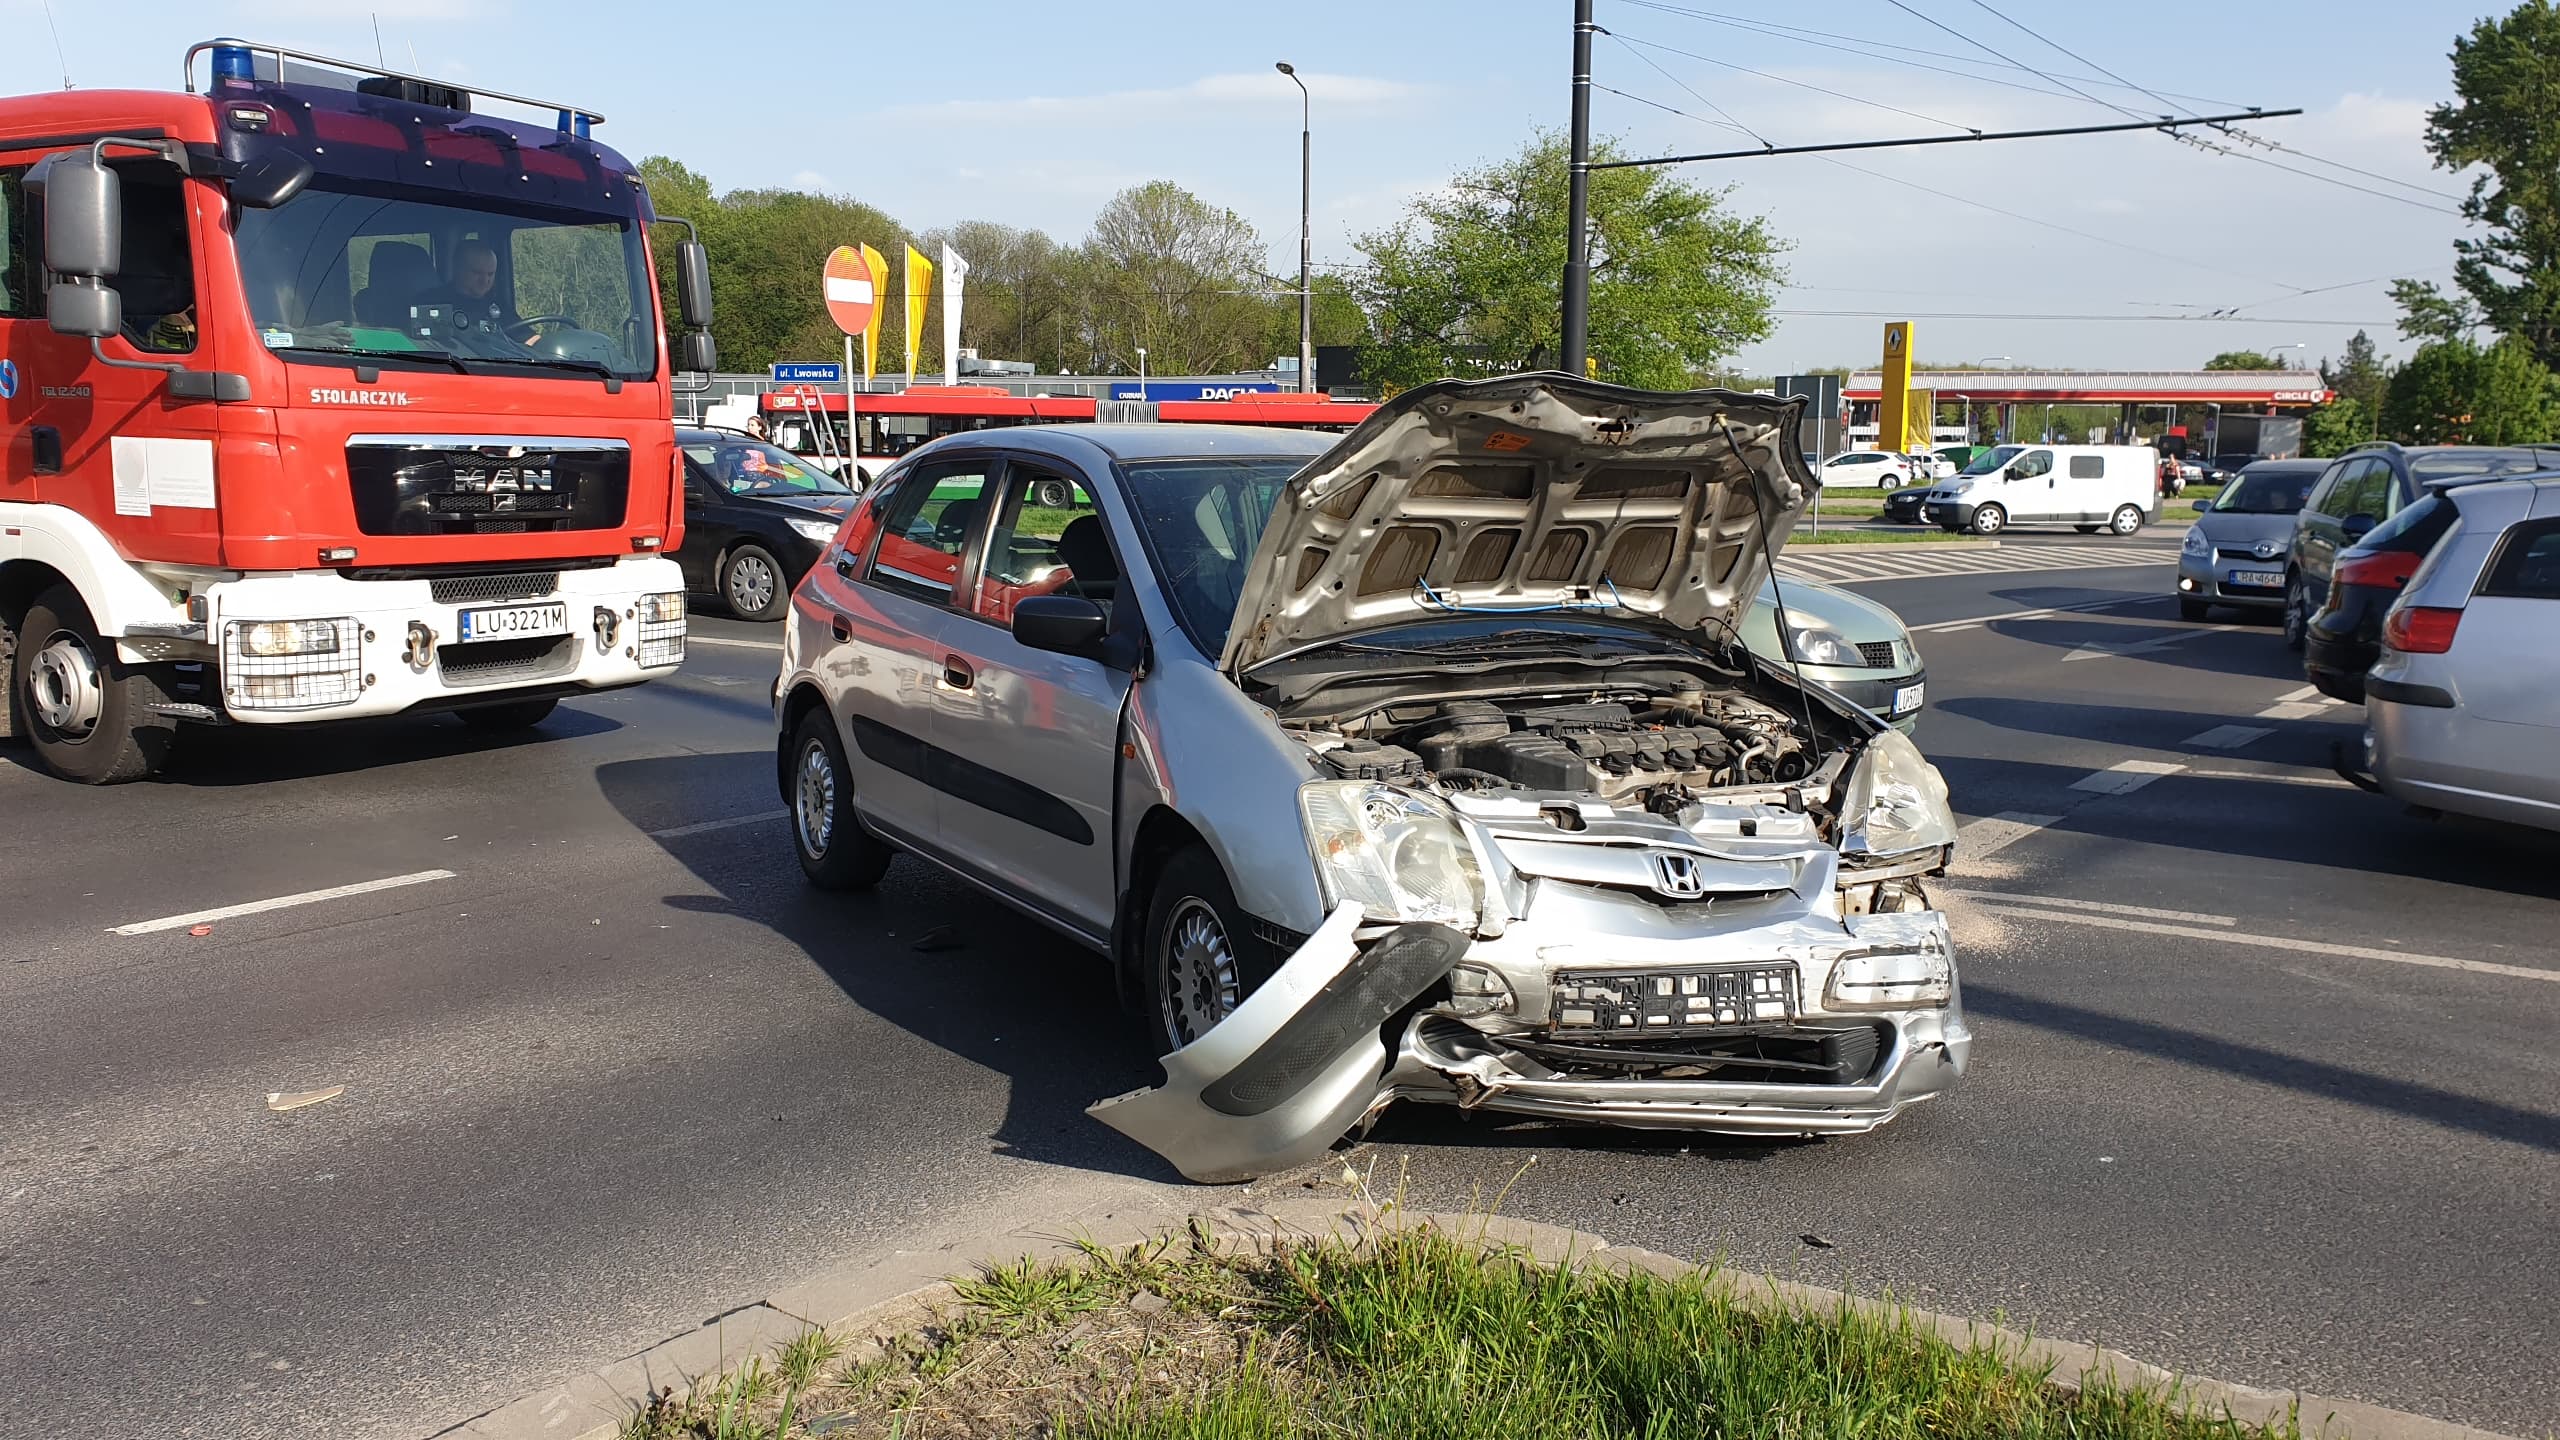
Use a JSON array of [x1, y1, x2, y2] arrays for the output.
[[235, 182, 658, 381]]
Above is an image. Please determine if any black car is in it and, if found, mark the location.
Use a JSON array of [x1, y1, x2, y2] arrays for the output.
[[1881, 483, 1932, 524], [673, 428, 862, 620], [2283, 442, 2560, 648]]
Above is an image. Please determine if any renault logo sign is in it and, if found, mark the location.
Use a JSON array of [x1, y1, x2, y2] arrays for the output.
[[1650, 851, 1708, 898]]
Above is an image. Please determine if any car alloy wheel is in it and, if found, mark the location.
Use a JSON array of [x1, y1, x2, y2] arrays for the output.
[[727, 551, 779, 616], [2283, 578, 2308, 651], [795, 736, 837, 860], [1157, 896, 1240, 1051]]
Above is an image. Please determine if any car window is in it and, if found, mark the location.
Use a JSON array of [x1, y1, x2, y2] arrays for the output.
[[2012, 449, 2053, 479], [1119, 456, 1311, 655], [2346, 460, 2394, 521], [2478, 517, 2560, 599], [682, 438, 851, 497], [971, 467, 1112, 625], [2067, 455, 2104, 479], [864, 458, 997, 605], [2409, 449, 2560, 485], [2213, 467, 2321, 514], [2316, 459, 2369, 519], [1959, 445, 2023, 477]]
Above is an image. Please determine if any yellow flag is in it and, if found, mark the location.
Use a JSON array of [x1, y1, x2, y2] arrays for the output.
[[859, 243, 889, 380], [903, 243, 934, 385]]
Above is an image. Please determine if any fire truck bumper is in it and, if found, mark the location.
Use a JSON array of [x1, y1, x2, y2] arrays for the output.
[[204, 557, 688, 723]]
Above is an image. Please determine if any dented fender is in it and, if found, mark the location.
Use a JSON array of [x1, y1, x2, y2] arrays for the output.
[[1088, 906, 1469, 1183]]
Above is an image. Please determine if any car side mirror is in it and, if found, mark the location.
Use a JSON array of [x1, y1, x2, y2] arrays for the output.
[[677, 240, 714, 330], [1012, 594, 1109, 658], [676, 329, 717, 374], [40, 151, 121, 279], [2191, 497, 2211, 513], [2342, 513, 2377, 539]]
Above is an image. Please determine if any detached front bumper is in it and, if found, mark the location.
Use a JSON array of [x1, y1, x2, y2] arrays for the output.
[[199, 557, 687, 723], [1094, 890, 1967, 1182]]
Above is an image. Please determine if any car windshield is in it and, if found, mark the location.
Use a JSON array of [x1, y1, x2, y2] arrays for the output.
[[684, 438, 851, 496], [1960, 445, 2024, 477], [1118, 456, 1314, 654], [234, 181, 657, 380], [2211, 467, 2321, 514], [2408, 449, 2560, 483]]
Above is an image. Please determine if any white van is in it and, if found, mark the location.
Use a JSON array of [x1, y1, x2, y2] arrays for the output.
[[1921, 444, 2157, 536]]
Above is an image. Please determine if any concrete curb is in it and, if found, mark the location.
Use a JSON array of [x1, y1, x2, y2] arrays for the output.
[[434, 1197, 2520, 1440]]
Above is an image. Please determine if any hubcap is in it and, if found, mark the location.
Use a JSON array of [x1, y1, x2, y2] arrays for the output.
[[2114, 508, 2140, 534], [28, 632, 104, 740], [1976, 508, 2002, 534], [795, 739, 836, 857], [1157, 898, 1239, 1050], [729, 554, 777, 614]]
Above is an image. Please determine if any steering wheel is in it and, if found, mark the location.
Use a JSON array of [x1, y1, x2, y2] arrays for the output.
[[504, 314, 580, 341]]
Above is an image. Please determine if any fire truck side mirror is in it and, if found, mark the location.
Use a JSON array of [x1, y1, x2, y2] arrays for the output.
[[42, 154, 123, 280], [677, 330, 718, 375], [676, 241, 714, 330], [47, 281, 122, 340]]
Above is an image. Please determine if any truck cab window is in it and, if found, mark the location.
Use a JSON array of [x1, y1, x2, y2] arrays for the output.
[[0, 167, 32, 317], [113, 160, 197, 354]]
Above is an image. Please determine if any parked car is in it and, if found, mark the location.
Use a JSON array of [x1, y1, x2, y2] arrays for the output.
[[1881, 483, 1934, 525], [1922, 444, 2156, 536], [2175, 459, 2328, 620], [2356, 474, 2560, 833], [674, 428, 863, 620], [1741, 578, 1926, 731], [1819, 450, 1913, 489], [774, 376, 1969, 1182], [2281, 442, 2560, 649], [1907, 451, 1958, 481]]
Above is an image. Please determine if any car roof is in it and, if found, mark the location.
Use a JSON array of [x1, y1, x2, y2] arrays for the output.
[[994, 423, 1338, 462], [2238, 458, 2328, 471]]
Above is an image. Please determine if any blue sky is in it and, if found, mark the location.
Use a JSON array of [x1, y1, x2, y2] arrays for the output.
[[0, 0, 2488, 374]]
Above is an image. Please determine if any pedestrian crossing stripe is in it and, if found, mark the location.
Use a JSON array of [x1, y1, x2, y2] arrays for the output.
[[1776, 543, 2173, 585]]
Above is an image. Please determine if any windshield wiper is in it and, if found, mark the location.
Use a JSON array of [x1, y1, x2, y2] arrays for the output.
[[275, 344, 470, 375], [473, 352, 627, 390]]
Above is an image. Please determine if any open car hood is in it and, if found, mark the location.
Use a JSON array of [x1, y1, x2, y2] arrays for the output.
[[1217, 374, 1816, 677]]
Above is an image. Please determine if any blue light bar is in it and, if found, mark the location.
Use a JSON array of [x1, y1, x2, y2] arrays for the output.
[[211, 44, 255, 86], [555, 110, 595, 139]]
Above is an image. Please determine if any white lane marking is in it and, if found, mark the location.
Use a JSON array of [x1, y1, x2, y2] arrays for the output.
[[2183, 724, 2276, 749], [2060, 625, 2245, 662], [2255, 702, 2330, 720], [688, 636, 784, 651], [1955, 812, 2063, 862], [1907, 596, 2156, 634], [109, 870, 456, 937], [648, 808, 789, 839], [2180, 767, 2358, 790], [2071, 760, 2184, 795], [2272, 684, 2320, 703], [1979, 905, 2560, 986], [1941, 889, 2238, 927]]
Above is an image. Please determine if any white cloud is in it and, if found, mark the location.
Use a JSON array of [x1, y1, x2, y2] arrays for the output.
[[877, 70, 1429, 128], [791, 170, 832, 192]]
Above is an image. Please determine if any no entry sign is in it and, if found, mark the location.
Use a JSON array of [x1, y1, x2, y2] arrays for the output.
[[823, 246, 876, 337]]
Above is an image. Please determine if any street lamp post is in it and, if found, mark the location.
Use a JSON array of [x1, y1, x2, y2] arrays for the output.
[[1135, 347, 1148, 402], [1276, 62, 1313, 394]]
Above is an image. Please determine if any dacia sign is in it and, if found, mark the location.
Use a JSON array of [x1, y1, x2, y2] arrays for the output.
[[1109, 380, 1281, 401]]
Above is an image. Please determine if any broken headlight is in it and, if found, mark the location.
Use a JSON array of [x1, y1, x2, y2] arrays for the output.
[[1839, 728, 1957, 859], [1299, 780, 1483, 932]]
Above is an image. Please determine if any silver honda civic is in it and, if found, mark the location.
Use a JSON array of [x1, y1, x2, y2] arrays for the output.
[[773, 374, 1971, 1183]]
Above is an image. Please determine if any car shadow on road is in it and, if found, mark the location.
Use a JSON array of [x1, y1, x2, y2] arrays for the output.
[[1976, 617, 2303, 683], [595, 749, 1180, 1184], [1935, 695, 2362, 773], [0, 707, 624, 786], [1966, 983, 2560, 1156]]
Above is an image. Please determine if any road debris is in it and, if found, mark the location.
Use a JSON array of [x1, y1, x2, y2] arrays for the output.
[[265, 1086, 346, 1112]]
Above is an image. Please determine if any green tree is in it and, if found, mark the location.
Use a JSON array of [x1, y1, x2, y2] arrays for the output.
[[2398, 3, 2560, 366], [2380, 335, 2560, 443], [2203, 350, 2284, 370], [637, 157, 907, 376], [2391, 277, 2479, 344], [2302, 398, 2373, 456], [915, 219, 1083, 372], [2319, 330, 2392, 415], [1078, 181, 1283, 376], [1353, 132, 1785, 390]]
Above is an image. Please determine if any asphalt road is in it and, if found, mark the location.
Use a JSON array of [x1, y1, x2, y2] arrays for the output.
[[3, 529, 2555, 1438]]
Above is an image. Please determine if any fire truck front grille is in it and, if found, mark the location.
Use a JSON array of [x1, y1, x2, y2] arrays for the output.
[[439, 634, 579, 688], [346, 438, 631, 538], [430, 571, 561, 606]]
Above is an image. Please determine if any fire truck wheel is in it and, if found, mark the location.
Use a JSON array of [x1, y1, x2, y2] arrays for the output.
[[14, 585, 176, 785], [721, 545, 789, 621], [457, 698, 559, 732]]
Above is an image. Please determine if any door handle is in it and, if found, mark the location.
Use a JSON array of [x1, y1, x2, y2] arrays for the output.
[[943, 655, 975, 690], [830, 614, 852, 642]]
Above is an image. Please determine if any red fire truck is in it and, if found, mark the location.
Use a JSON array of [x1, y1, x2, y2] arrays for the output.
[[1, 39, 718, 782]]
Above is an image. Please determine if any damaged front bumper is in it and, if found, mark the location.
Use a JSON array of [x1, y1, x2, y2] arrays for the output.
[[1091, 892, 1968, 1183]]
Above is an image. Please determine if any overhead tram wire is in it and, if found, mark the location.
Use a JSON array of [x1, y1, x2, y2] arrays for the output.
[[1772, 308, 2390, 328], [1595, 27, 1987, 137], [1608, 0, 2249, 111], [1608, 12, 2099, 108], [1603, 31, 1770, 147], [1947, 0, 2465, 215]]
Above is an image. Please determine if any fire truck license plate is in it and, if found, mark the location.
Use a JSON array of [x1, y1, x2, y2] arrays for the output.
[[458, 602, 569, 642]]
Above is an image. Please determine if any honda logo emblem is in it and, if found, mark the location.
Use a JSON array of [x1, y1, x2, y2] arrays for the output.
[[1650, 851, 1708, 898]]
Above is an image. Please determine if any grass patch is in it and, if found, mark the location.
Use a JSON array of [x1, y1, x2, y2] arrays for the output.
[[626, 1226, 2303, 1440], [1790, 528, 1984, 545]]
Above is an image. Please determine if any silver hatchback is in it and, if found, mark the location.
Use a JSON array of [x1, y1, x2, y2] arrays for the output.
[[2361, 473, 2560, 832], [773, 376, 1970, 1182]]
